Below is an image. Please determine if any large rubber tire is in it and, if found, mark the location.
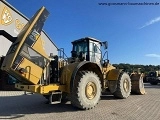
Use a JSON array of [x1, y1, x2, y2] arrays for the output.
[[130, 74, 145, 95], [71, 71, 101, 110], [113, 72, 131, 99]]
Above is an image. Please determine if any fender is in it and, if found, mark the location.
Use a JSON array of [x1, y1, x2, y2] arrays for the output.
[[60, 61, 103, 93], [70, 61, 90, 92], [106, 69, 123, 81], [70, 61, 103, 93], [106, 69, 123, 93]]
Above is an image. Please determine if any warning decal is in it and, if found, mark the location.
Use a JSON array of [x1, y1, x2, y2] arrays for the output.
[[1, 6, 13, 25]]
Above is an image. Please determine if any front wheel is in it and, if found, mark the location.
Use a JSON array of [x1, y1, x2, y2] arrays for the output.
[[71, 71, 101, 110], [113, 72, 131, 99]]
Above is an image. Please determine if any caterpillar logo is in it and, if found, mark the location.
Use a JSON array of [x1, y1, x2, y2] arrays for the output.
[[15, 19, 25, 30], [1, 7, 13, 25]]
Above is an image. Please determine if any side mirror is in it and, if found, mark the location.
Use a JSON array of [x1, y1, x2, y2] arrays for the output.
[[102, 41, 108, 49]]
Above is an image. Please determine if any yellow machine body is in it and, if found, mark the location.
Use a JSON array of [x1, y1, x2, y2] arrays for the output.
[[0, 6, 145, 110]]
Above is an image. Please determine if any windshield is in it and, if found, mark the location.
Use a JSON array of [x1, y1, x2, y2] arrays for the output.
[[73, 42, 88, 53]]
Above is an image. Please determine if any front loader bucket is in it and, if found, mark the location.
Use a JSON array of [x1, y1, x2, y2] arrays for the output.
[[130, 74, 146, 95]]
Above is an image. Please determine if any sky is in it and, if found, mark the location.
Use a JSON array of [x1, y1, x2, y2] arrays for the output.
[[7, 0, 160, 65]]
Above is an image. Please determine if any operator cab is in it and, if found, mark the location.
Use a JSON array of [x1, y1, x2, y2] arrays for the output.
[[71, 37, 107, 65]]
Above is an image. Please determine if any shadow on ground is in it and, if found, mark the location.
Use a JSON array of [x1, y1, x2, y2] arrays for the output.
[[144, 83, 160, 89], [0, 94, 79, 119]]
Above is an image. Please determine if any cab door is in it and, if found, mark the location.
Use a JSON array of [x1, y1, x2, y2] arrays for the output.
[[89, 41, 101, 64]]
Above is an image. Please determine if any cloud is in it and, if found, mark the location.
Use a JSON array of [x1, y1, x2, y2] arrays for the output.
[[145, 54, 160, 58], [139, 16, 160, 29]]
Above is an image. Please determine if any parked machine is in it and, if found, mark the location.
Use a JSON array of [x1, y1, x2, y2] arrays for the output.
[[147, 71, 160, 85], [1, 7, 145, 110]]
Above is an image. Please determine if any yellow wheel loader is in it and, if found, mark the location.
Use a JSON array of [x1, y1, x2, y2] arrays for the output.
[[1, 7, 145, 110]]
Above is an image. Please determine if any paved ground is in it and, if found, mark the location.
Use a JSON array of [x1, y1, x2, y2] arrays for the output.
[[0, 83, 160, 120]]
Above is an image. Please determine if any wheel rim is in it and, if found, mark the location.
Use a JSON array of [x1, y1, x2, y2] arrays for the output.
[[85, 82, 97, 100], [123, 79, 129, 92]]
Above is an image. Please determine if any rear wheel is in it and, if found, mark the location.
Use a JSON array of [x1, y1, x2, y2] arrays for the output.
[[113, 72, 131, 99], [130, 74, 145, 95], [71, 71, 101, 110]]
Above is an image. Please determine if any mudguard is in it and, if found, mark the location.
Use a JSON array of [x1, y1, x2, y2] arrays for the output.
[[106, 69, 122, 93], [106, 69, 123, 81], [59, 61, 102, 93]]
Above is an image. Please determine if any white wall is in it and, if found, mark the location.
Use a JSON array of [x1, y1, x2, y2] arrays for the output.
[[0, 36, 12, 56]]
